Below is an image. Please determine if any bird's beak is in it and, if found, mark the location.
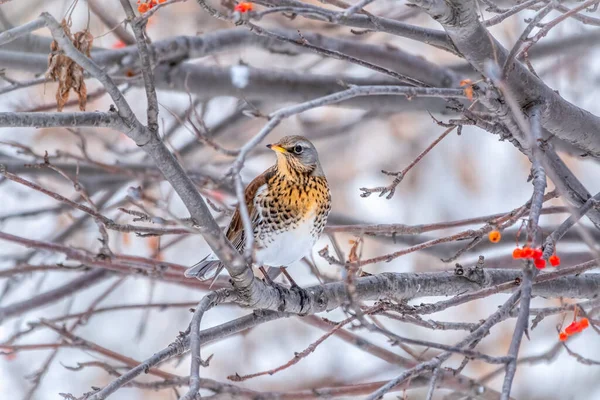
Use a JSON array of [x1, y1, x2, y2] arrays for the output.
[[266, 144, 287, 153]]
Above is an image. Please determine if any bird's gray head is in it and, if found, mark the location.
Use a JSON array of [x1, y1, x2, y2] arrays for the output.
[[267, 135, 323, 176]]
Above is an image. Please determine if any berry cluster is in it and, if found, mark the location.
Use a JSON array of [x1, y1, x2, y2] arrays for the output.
[[234, 2, 254, 12], [137, 0, 167, 13], [512, 246, 560, 269], [481, 222, 573, 341], [559, 318, 589, 341]]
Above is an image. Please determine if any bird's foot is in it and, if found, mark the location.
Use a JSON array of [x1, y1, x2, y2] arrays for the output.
[[279, 266, 299, 288], [258, 266, 275, 286], [259, 266, 288, 311], [279, 267, 309, 313]]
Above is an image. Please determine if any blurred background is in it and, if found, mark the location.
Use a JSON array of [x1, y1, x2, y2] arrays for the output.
[[1, 0, 600, 399]]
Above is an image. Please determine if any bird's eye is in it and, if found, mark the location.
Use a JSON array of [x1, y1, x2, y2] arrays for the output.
[[293, 145, 303, 154]]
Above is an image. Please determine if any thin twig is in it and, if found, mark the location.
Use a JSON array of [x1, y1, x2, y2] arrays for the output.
[[360, 126, 457, 199], [180, 290, 233, 400], [366, 290, 522, 400], [543, 193, 600, 259]]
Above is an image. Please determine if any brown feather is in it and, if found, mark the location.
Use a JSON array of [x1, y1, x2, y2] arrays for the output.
[[226, 166, 276, 252]]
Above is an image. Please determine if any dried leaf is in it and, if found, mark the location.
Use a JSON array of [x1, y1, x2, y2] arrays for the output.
[[70, 63, 86, 111], [348, 239, 360, 264], [73, 31, 93, 58], [45, 20, 93, 112], [72, 31, 93, 111]]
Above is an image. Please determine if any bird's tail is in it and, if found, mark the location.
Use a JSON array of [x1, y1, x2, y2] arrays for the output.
[[184, 254, 225, 283]]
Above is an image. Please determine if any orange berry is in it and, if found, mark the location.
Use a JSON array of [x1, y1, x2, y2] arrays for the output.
[[159, 0, 167, 3], [459, 80, 474, 101], [138, 3, 149, 12], [488, 230, 501, 243], [559, 332, 568, 341], [579, 318, 589, 329], [512, 248, 523, 259], [534, 258, 546, 269], [549, 255, 560, 267]]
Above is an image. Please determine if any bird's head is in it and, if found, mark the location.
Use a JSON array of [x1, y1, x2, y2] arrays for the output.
[[267, 135, 324, 177]]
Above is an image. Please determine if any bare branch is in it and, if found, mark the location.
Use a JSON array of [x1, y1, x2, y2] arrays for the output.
[[0, 269, 109, 324], [360, 125, 457, 199], [410, 0, 600, 157], [0, 112, 125, 129]]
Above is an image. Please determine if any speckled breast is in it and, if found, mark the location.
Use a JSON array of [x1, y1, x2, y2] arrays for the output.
[[252, 173, 331, 266]]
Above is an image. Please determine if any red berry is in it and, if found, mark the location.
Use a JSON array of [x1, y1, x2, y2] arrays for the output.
[[565, 321, 582, 335], [522, 247, 534, 258], [549, 255, 560, 267], [559, 332, 568, 341], [534, 258, 546, 269], [234, 2, 254, 12], [532, 248, 543, 259], [512, 248, 523, 259]]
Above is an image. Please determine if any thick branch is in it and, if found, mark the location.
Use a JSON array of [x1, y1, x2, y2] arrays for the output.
[[238, 264, 600, 314], [253, 0, 456, 53], [411, 0, 600, 157]]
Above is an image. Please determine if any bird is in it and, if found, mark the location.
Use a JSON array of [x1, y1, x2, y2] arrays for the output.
[[185, 135, 331, 286]]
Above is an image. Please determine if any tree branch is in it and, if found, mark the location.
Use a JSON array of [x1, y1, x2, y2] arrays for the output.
[[0, 112, 125, 129], [410, 0, 600, 157]]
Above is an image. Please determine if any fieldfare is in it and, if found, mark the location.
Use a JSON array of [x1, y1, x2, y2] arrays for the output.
[[185, 135, 331, 285]]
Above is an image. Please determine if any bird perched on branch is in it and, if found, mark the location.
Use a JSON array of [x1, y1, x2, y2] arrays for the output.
[[185, 135, 331, 286]]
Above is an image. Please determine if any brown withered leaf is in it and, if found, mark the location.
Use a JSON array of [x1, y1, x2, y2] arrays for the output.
[[45, 20, 93, 112], [46, 24, 74, 112], [71, 31, 93, 111], [347, 238, 362, 264], [348, 240, 358, 264]]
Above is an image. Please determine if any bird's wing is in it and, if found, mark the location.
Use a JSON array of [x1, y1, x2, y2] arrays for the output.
[[226, 166, 275, 253], [186, 168, 275, 281]]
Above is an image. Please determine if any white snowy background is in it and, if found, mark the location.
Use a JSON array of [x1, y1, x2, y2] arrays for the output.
[[1, 0, 600, 399]]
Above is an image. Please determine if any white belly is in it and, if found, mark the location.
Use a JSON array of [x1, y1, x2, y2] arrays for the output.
[[255, 216, 317, 266]]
